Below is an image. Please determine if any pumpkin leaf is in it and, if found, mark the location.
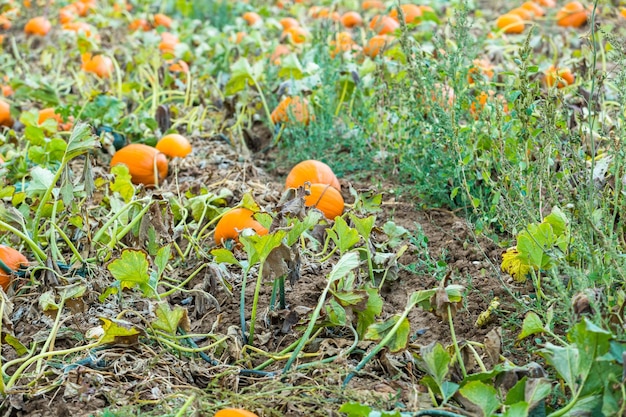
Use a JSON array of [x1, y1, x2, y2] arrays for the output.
[[240, 230, 287, 266], [328, 251, 360, 283], [355, 287, 383, 338], [98, 317, 143, 345], [459, 381, 500, 417], [154, 244, 171, 277], [107, 249, 157, 298], [152, 302, 190, 335], [278, 53, 304, 79], [364, 314, 410, 353], [110, 164, 135, 203], [350, 213, 376, 241], [64, 121, 98, 161], [225, 58, 254, 95], [38, 290, 59, 312], [240, 192, 261, 212], [286, 210, 322, 246], [517, 311, 544, 341], [3, 334, 28, 356], [26, 166, 55, 199], [327, 216, 360, 253], [211, 248, 242, 267]]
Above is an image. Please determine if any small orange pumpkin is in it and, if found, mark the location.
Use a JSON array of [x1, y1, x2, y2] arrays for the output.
[[270, 44, 291, 65], [0, 245, 28, 291], [129, 18, 151, 32], [340, 11, 363, 28], [214, 208, 268, 246], [0, 99, 12, 127], [154, 13, 173, 28], [24, 16, 51, 36], [279, 17, 300, 31], [110, 144, 168, 186], [496, 13, 525, 33], [81, 53, 113, 78], [284, 26, 308, 44], [389, 4, 422, 24], [214, 409, 260, 417], [270, 96, 313, 125], [156, 133, 192, 158], [285, 160, 340, 191], [361, 0, 385, 10], [544, 66, 575, 88], [305, 184, 344, 220], [363, 35, 390, 58], [242, 12, 262, 26], [520, 1, 545, 17], [556, 1, 588, 27], [369, 15, 400, 35]]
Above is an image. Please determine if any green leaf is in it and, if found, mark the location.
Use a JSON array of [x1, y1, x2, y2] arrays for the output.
[[240, 230, 287, 266], [517, 312, 544, 341], [350, 214, 376, 241], [364, 314, 410, 353], [354, 287, 383, 338], [64, 121, 98, 161], [278, 53, 304, 79], [99, 317, 143, 345], [459, 380, 501, 417], [326, 298, 347, 326], [110, 164, 135, 203], [544, 206, 568, 236], [107, 249, 157, 298], [419, 342, 451, 387], [39, 290, 59, 312], [328, 216, 360, 253], [152, 302, 189, 335], [225, 58, 254, 95], [502, 401, 529, 417], [382, 221, 409, 249], [26, 166, 55, 198], [211, 248, 242, 267], [286, 210, 322, 246], [538, 342, 579, 391], [154, 244, 171, 277], [328, 251, 360, 283], [4, 334, 28, 356], [24, 125, 45, 146]]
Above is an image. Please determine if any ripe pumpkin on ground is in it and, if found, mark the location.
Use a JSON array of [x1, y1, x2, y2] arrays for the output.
[[363, 35, 390, 58], [213, 208, 268, 246], [389, 4, 422, 24], [0, 245, 28, 291], [24, 16, 51, 36], [81, 53, 113, 78], [496, 13, 525, 33], [0, 99, 13, 127], [110, 143, 168, 187], [556, 1, 588, 27], [214, 409, 260, 417], [340, 11, 363, 28], [305, 183, 345, 220], [156, 134, 192, 157], [270, 96, 313, 125], [285, 160, 340, 191], [544, 66, 575, 88], [369, 15, 399, 35]]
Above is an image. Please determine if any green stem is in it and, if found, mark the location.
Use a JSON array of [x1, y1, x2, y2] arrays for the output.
[[174, 394, 195, 417], [107, 200, 154, 249], [0, 220, 47, 263], [92, 197, 151, 244], [50, 222, 85, 264], [5, 341, 102, 390], [248, 260, 266, 345], [159, 263, 209, 298], [32, 160, 67, 245], [36, 298, 67, 374], [0, 295, 5, 394], [448, 304, 467, 378]]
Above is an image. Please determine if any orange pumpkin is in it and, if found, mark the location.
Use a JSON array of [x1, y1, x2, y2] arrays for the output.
[[214, 409, 260, 417], [270, 96, 313, 125], [363, 35, 390, 58], [284, 26, 308, 44], [361, 0, 385, 10], [467, 58, 494, 84], [389, 4, 422, 24], [59, 5, 78, 24], [242, 11, 261, 26], [81, 53, 113, 78], [508, 7, 534, 21], [155, 133, 192, 157], [0, 99, 12, 127], [496, 13, 525, 34], [340, 11, 363, 28], [369, 15, 399, 35], [110, 144, 168, 186], [520, 1, 545, 17], [154, 13, 173, 28], [544, 66, 575, 88], [213, 208, 268, 246], [556, 1, 588, 27], [159, 32, 179, 54], [24, 16, 51, 36], [129, 18, 151, 32], [279, 17, 300, 30], [305, 184, 344, 220], [270, 44, 291, 65], [0, 245, 28, 291], [285, 160, 340, 191], [329, 32, 358, 58]]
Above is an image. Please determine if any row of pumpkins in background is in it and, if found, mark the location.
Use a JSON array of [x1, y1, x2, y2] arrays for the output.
[[0, 137, 343, 292], [111, 137, 344, 246]]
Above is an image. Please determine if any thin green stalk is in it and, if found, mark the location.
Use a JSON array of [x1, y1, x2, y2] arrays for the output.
[[5, 341, 102, 390], [0, 220, 47, 263], [155, 335, 227, 353], [174, 395, 195, 417], [159, 263, 209, 298], [248, 261, 265, 345], [448, 305, 467, 378], [106, 200, 154, 249], [35, 298, 67, 374], [0, 295, 5, 394], [50, 222, 85, 264]]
